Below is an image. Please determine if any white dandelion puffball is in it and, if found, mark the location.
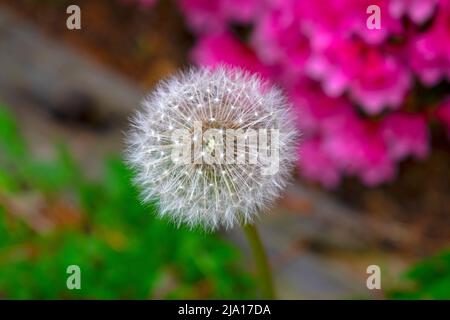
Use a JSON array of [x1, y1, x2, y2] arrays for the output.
[[125, 66, 298, 230]]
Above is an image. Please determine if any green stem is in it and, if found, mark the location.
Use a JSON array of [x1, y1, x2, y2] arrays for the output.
[[242, 223, 276, 299]]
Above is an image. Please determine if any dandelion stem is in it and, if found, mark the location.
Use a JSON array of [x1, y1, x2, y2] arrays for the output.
[[243, 223, 276, 299]]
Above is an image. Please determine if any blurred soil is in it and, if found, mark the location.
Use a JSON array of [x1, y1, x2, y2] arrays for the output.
[[2, 0, 192, 87]]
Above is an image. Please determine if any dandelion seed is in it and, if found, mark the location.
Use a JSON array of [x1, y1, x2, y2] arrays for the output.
[[125, 65, 298, 230]]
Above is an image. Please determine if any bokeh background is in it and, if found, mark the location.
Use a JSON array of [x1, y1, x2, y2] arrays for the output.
[[0, 0, 449, 299]]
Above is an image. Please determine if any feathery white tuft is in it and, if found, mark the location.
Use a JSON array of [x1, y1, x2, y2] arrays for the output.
[[125, 66, 298, 230]]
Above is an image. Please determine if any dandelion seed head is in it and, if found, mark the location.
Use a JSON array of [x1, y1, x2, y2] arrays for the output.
[[125, 66, 299, 230]]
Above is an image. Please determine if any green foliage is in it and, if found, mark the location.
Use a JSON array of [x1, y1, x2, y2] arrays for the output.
[[0, 106, 254, 299], [390, 249, 450, 299]]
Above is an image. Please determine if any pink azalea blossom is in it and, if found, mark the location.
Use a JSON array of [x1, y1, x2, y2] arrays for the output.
[[191, 33, 269, 76], [177, 0, 260, 34], [409, 0, 450, 85], [322, 116, 396, 186], [220, 0, 260, 23], [306, 38, 412, 114], [251, 0, 310, 83], [389, 0, 438, 24], [290, 84, 354, 134], [157, 0, 448, 187], [299, 137, 341, 188], [350, 53, 411, 114], [381, 113, 430, 160], [177, 0, 225, 33], [297, 0, 402, 48]]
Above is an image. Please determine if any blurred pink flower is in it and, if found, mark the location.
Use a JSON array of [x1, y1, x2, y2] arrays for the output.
[[177, 0, 224, 33], [350, 53, 411, 115], [164, 0, 447, 187], [299, 137, 341, 188], [221, 0, 260, 23], [323, 116, 396, 186], [298, 0, 402, 48], [290, 84, 354, 134], [191, 33, 269, 76], [389, 0, 438, 24], [409, 0, 450, 85], [306, 39, 412, 114], [177, 0, 259, 33], [251, 0, 310, 84], [435, 98, 450, 138], [381, 113, 430, 160]]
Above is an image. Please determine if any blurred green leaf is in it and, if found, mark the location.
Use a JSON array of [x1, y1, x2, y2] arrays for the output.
[[390, 249, 450, 299], [0, 106, 254, 299]]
